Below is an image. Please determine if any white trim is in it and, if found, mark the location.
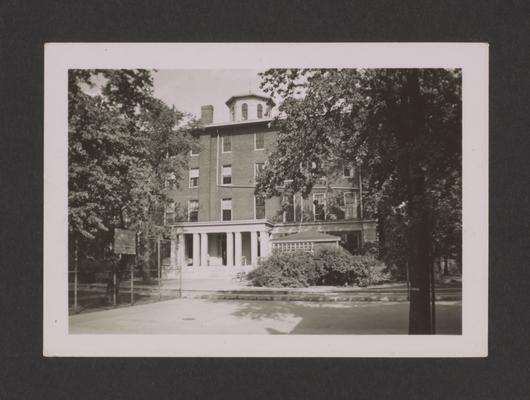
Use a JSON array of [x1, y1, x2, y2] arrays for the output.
[[254, 162, 264, 182], [187, 199, 199, 222], [254, 194, 266, 220], [254, 131, 265, 150], [222, 164, 232, 185], [221, 135, 232, 153], [221, 198, 232, 221], [342, 165, 354, 178], [190, 149, 199, 157], [189, 167, 199, 188]]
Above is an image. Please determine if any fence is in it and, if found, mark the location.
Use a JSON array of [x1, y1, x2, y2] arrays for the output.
[[69, 239, 181, 315]]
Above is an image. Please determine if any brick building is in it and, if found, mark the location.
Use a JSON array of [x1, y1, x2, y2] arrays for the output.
[[165, 94, 377, 274]]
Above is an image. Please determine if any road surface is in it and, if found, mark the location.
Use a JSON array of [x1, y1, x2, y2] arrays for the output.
[[70, 298, 461, 335]]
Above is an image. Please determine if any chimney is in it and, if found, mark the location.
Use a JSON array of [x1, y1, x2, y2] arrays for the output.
[[200, 105, 214, 125]]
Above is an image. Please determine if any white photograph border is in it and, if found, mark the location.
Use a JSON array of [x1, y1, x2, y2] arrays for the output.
[[43, 43, 488, 357]]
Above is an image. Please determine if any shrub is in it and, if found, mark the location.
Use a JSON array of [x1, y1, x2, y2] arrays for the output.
[[248, 251, 319, 288], [313, 246, 360, 286], [247, 247, 392, 288], [313, 247, 389, 286]]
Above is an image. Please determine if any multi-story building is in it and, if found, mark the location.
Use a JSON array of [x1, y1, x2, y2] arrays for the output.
[[165, 94, 377, 274]]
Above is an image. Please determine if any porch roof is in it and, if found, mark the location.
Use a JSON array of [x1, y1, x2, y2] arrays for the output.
[[272, 230, 340, 243]]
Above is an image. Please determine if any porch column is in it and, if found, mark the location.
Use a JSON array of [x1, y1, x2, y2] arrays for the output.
[[250, 231, 258, 266], [226, 232, 234, 267], [177, 234, 185, 266], [200, 232, 208, 267], [170, 238, 177, 267], [259, 231, 271, 257], [234, 231, 242, 267], [192, 233, 200, 267]]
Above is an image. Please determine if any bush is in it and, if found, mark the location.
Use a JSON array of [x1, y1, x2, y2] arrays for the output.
[[248, 247, 392, 288], [314, 247, 389, 286], [248, 251, 319, 288]]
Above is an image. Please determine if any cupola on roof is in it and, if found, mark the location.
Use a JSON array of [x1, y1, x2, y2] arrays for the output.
[[225, 93, 275, 122], [225, 93, 276, 107]]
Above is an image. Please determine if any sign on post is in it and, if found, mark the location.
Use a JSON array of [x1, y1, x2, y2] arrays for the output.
[[114, 228, 137, 255]]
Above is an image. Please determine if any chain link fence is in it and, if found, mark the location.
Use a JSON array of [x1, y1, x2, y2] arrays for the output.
[[68, 239, 181, 314]]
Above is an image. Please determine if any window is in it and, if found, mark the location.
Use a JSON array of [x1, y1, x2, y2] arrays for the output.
[[255, 196, 265, 219], [189, 168, 199, 187], [254, 162, 264, 181], [257, 104, 263, 118], [221, 198, 232, 221], [188, 200, 199, 222], [343, 165, 354, 178], [190, 147, 199, 156], [165, 172, 176, 189], [344, 191, 359, 219], [241, 103, 248, 120], [165, 201, 175, 224], [222, 165, 232, 185], [313, 193, 326, 221], [255, 132, 265, 150], [229, 105, 235, 121], [222, 135, 231, 153]]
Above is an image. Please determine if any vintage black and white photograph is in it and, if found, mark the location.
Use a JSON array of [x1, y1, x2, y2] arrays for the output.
[[43, 44, 488, 356]]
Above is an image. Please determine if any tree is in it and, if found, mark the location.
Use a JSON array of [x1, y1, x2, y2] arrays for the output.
[[256, 68, 461, 334], [68, 69, 195, 288]]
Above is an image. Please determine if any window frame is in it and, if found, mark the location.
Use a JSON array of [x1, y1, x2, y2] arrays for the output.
[[221, 198, 232, 221], [254, 162, 264, 182], [241, 103, 248, 120], [165, 172, 176, 189], [257, 104, 263, 119], [342, 165, 354, 178], [343, 191, 359, 219], [313, 193, 326, 221], [188, 199, 199, 222], [254, 195, 266, 219], [189, 168, 199, 188], [254, 131, 265, 150], [222, 135, 232, 153], [222, 164, 232, 185]]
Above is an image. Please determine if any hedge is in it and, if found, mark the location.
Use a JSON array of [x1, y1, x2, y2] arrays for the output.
[[247, 247, 390, 288]]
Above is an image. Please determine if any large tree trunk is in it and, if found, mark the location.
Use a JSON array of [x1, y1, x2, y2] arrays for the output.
[[397, 70, 434, 334], [407, 184, 433, 334]]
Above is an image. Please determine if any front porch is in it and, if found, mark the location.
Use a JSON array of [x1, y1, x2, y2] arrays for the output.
[[170, 219, 273, 271]]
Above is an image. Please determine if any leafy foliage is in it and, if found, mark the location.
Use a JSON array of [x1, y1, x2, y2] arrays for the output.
[[256, 68, 462, 332], [247, 247, 390, 288], [68, 69, 196, 277], [248, 251, 319, 288]]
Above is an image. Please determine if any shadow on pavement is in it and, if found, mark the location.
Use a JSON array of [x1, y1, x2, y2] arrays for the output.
[[207, 299, 462, 335]]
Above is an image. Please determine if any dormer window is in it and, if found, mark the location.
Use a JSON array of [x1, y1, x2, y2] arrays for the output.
[[241, 103, 248, 120], [257, 104, 263, 119], [229, 105, 235, 121]]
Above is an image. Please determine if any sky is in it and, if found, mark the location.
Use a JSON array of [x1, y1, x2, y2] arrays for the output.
[[152, 69, 275, 123]]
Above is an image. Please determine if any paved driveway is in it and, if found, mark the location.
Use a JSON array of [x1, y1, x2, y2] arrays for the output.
[[69, 298, 461, 335]]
